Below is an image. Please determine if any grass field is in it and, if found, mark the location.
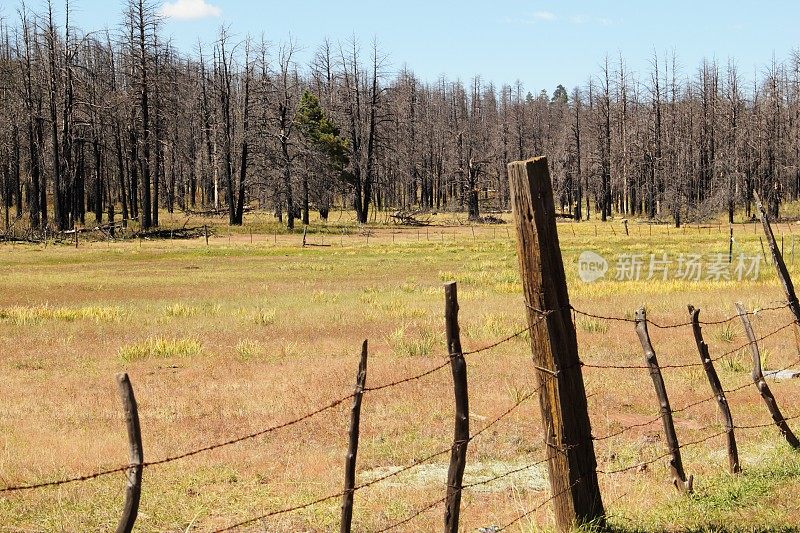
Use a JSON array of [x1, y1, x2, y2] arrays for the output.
[[2, 210, 800, 532]]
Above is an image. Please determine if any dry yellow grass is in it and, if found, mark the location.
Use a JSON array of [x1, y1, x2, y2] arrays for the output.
[[1, 211, 800, 531]]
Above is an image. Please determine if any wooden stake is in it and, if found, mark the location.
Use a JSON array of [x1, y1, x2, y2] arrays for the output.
[[444, 282, 469, 533], [623, 220, 629, 236], [736, 303, 800, 449], [688, 306, 740, 473], [507, 157, 604, 529], [635, 308, 693, 492], [755, 191, 800, 320], [729, 225, 734, 264], [204, 224, 209, 245], [116, 373, 143, 533], [340, 340, 368, 533]]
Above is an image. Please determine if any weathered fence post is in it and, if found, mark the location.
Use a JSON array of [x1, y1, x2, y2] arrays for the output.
[[635, 308, 693, 492], [116, 373, 143, 533], [340, 340, 368, 533], [443, 282, 469, 533], [729, 225, 734, 264], [688, 306, 740, 473], [204, 224, 209, 245], [507, 157, 604, 530], [735, 303, 800, 449], [754, 191, 800, 322]]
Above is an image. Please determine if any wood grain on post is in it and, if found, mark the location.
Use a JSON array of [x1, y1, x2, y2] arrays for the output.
[[735, 303, 800, 449], [443, 282, 469, 533], [688, 306, 740, 473], [116, 373, 143, 533], [340, 340, 368, 533], [754, 191, 800, 322], [635, 308, 693, 492], [507, 157, 604, 529]]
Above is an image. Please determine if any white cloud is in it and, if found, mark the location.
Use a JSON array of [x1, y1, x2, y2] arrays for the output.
[[160, 0, 221, 20], [532, 10, 557, 21], [501, 11, 558, 25]]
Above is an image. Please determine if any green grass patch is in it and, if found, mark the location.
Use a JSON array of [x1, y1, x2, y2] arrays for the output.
[[118, 336, 203, 362], [0, 305, 125, 325]]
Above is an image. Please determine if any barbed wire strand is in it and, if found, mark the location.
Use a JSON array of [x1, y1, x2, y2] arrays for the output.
[[371, 496, 448, 533], [211, 379, 547, 531], [496, 476, 584, 532], [0, 323, 539, 495], [582, 318, 797, 371], [593, 350, 800, 442], [375, 455, 555, 533], [570, 302, 789, 329], [598, 429, 729, 475]]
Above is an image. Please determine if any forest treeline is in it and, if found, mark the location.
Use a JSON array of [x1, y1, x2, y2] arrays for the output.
[[1, 0, 799, 232]]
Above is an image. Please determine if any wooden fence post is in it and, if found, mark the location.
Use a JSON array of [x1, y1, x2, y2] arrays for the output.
[[444, 282, 469, 533], [204, 224, 209, 245], [635, 308, 693, 492], [754, 191, 800, 322], [340, 340, 368, 533], [735, 303, 800, 449], [729, 225, 734, 264], [507, 157, 604, 529], [688, 306, 740, 473], [116, 373, 143, 533]]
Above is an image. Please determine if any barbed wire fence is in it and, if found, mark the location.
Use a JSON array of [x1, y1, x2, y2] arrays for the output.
[[5, 162, 800, 531]]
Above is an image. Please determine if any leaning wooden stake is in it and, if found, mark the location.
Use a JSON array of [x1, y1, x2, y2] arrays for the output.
[[340, 340, 368, 533], [729, 225, 734, 264], [688, 306, 740, 473], [635, 308, 693, 492], [508, 157, 604, 529], [735, 303, 800, 449], [116, 373, 143, 533], [754, 191, 800, 322], [444, 282, 469, 533]]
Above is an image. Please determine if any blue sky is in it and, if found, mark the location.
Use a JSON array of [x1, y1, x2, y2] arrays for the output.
[[6, 0, 800, 93]]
